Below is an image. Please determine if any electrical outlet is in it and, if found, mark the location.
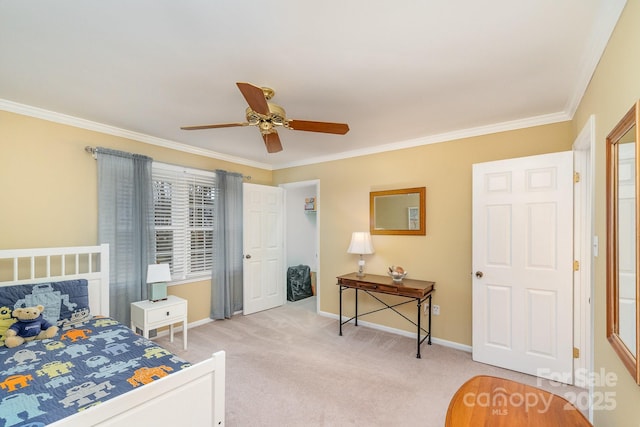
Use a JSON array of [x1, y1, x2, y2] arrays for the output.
[[432, 304, 440, 315], [423, 304, 429, 314]]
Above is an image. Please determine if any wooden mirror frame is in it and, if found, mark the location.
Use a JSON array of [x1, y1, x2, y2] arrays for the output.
[[606, 100, 640, 384], [369, 187, 426, 235]]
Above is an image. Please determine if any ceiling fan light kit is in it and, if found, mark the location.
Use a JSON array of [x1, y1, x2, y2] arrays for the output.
[[181, 82, 349, 153]]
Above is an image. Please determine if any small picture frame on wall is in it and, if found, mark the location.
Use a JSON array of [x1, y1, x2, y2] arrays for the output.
[[305, 197, 316, 211], [408, 207, 419, 230]]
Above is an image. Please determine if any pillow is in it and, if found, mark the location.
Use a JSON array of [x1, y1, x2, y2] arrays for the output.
[[0, 279, 92, 329]]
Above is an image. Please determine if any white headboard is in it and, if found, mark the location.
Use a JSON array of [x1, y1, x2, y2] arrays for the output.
[[0, 244, 110, 316]]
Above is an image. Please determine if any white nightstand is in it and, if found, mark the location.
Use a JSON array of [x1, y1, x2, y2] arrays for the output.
[[131, 295, 188, 350]]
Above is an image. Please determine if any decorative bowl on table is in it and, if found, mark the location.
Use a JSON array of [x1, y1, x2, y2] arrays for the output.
[[388, 266, 407, 283]]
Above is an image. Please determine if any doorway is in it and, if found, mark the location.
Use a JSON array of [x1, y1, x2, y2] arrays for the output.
[[280, 180, 320, 313], [471, 125, 596, 393], [572, 116, 595, 421]]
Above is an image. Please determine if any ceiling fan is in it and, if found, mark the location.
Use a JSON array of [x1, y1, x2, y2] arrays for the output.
[[181, 82, 349, 153]]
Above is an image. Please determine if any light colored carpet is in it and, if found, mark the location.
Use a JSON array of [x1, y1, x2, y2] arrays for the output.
[[156, 297, 586, 426]]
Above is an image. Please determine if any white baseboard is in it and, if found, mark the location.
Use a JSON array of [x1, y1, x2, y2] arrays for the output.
[[189, 318, 215, 329], [153, 311, 473, 355], [318, 310, 472, 353]]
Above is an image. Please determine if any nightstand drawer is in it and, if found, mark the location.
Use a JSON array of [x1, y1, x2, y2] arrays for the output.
[[147, 303, 186, 324]]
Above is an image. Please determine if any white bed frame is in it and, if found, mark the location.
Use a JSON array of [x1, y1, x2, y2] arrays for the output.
[[0, 244, 225, 427]]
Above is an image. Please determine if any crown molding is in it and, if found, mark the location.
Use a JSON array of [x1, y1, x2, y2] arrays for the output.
[[274, 111, 571, 169], [1, 99, 571, 172], [0, 99, 273, 170]]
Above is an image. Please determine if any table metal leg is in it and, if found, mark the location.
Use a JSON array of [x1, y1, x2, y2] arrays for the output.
[[428, 294, 432, 345], [355, 289, 358, 326], [339, 285, 343, 336], [417, 300, 421, 358]]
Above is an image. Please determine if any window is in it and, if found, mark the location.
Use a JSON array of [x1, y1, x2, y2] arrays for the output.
[[152, 163, 216, 280]]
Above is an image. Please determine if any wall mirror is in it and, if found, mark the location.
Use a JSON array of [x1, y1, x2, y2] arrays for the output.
[[370, 187, 426, 235], [607, 100, 640, 384]]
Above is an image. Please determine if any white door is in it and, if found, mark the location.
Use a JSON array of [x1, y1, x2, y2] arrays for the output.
[[472, 151, 574, 382], [243, 183, 285, 315]]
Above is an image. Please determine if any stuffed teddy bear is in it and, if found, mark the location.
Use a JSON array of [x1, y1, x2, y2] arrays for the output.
[[4, 305, 58, 348]]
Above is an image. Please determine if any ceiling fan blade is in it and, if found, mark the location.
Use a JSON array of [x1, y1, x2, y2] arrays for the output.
[[263, 132, 283, 153], [237, 82, 270, 116], [288, 119, 350, 135], [181, 122, 248, 130]]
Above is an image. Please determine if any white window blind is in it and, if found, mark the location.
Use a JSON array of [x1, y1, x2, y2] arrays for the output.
[[152, 163, 216, 280]]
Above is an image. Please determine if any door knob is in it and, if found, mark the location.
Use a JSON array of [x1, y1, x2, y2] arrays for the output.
[[245, 254, 252, 259], [475, 271, 483, 278]]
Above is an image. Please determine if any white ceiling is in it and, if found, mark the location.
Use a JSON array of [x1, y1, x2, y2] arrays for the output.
[[0, 1, 627, 170]]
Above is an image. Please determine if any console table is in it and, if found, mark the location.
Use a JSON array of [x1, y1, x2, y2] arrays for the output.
[[337, 273, 435, 358]]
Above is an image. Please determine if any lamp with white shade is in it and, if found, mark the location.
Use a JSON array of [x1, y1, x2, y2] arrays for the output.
[[146, 264, 171, 301], [347, 231, 375, 277]]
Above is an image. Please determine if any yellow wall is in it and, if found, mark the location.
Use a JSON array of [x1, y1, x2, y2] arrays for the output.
[[4, 3, 640, 423], [1, 105, 573, 345], [0, 108, 614, 419], [273, 122, 573, 345], [0, 110, 272, 323], [572, 0, 640, 425]]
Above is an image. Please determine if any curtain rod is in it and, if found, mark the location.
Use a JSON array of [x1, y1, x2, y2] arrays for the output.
[[84, 146, 252, 180]]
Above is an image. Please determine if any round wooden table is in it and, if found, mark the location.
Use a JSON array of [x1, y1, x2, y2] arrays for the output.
[[445, 375, 592, 427]]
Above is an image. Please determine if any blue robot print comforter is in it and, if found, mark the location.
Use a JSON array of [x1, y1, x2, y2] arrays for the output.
[[0, 316, 191, 426]]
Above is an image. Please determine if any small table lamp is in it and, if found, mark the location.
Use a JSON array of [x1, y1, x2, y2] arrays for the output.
[[347, 231, 375, 277], [146, 264, 171, 301]]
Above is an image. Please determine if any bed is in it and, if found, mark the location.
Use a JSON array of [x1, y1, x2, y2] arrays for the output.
[[0, 244, 225, 426]]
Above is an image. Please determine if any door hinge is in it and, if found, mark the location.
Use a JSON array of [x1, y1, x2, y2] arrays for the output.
[[574, 260, 580, 271], [574, 172, 580, 183], [573, 347, 580, 358]]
